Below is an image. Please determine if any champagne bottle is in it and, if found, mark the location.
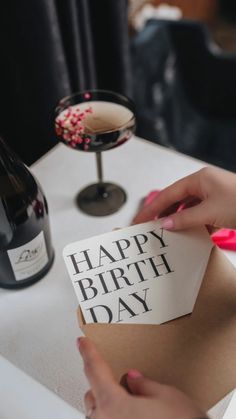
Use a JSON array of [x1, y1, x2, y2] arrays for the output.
[[0, 137, 54, 288]]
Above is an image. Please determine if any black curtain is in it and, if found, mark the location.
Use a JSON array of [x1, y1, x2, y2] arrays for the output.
[[0, 0, 131, 164], [220, 0, 236, 21]]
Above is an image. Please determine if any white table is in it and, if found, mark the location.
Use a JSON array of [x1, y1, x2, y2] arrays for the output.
[[0, 137, 235, 415]]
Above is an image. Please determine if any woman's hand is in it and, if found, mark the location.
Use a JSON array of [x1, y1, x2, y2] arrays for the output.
[[78, 336, 207, 419], [133, 167, 236, 231]]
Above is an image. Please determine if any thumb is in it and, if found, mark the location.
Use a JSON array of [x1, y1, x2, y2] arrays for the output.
[[161, 201, 211, 231], [126, 370, 163, 397]]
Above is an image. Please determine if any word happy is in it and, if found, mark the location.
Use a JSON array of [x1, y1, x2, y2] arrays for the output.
[[66, 229, 174, 323]]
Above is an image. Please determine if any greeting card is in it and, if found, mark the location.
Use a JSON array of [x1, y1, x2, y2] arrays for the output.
[[63, 220, 213, 325]]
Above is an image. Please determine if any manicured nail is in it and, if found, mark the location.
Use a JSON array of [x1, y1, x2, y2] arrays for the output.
[[127, 369, 143, 379], [161, 217, 174, 230]]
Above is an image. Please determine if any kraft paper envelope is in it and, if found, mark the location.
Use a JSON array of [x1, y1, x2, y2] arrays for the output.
[[78, 246, 236, 412]]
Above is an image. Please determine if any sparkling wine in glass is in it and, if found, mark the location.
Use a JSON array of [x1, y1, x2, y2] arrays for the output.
[[55, 90, 136, 216]]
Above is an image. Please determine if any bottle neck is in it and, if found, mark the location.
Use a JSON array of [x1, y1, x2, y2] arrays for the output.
[[0, 199, 13, 246], [0, 137, 36, 198], [0, 137, 13, 176]]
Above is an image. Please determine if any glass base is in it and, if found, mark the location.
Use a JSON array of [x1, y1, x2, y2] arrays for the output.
[[76, 182, 126, 216]]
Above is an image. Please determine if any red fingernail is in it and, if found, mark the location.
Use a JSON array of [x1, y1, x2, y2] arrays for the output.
[[127, 369, 143, 379], [161, 217, 174, 230]]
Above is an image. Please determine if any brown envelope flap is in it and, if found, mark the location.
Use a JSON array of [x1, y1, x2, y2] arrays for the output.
[[78, 247, 236, 411]]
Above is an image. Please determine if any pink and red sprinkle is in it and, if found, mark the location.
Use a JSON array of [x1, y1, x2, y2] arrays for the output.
[[55, 105, 93, 149], [84, 92, 91, 99]]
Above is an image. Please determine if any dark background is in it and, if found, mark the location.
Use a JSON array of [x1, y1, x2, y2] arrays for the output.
[[1, 0, 236, 170], [0, 0, 131, 164]]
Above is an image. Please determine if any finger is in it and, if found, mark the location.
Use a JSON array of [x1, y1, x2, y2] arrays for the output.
[[84, 390, 96, 416], [133, 172, 202, 224], [159, 202, 183, 218], [78, 337, 123, 400], [161, 201, 211, 231], [119, 373, 131, 393], [126, 372, 163, 397]]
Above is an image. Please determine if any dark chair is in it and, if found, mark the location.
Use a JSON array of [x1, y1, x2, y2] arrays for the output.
[[131, 19, 236, 171]]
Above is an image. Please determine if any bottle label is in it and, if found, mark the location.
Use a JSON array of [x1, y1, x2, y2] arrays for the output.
[[7, 231, 49, 281]]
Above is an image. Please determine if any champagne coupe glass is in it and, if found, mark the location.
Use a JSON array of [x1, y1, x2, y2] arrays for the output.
[[54, 90, 136, 216]]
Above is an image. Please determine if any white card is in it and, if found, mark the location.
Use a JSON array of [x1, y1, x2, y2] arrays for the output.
[[63, 220, 213, 325]]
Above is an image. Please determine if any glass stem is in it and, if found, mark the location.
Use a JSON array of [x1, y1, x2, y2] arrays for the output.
[[96, 151, 103, 184], [96, 152, 106, 196]]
